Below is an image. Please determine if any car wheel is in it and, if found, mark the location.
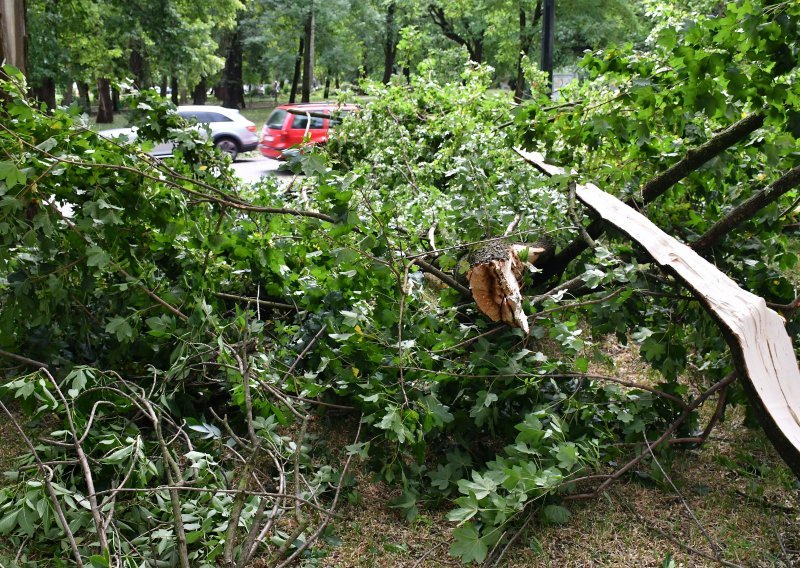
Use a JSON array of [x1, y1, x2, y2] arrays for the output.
[[215, 137, 239, 161]]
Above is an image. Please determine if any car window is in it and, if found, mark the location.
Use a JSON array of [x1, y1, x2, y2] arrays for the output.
[[266, 109, 287, 129], [178, 111, 198, 122], [290, 113, 325, 130], [204, 112, 232, 123]]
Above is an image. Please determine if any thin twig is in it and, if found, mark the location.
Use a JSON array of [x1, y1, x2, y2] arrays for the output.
[[412, 542, 446, 568], [643, 432, 722, 555], [275, 417, 363, 568], [614, 490, 744, 568], [215, 292, 295, 311], [0, 349, 49, 369], [42, 368, 110, 556], [0, 399, 84, 567], [567, 181, 596, 249]]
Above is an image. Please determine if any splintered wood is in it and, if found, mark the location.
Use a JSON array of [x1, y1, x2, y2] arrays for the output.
[[578, 182, 800, 478], [467, 241, 547, 334]]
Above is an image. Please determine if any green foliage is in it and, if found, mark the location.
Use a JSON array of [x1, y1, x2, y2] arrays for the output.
[[3, 1, 800, 563]]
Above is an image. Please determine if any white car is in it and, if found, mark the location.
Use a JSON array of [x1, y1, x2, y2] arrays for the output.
[[177, 105, 259, 161], [100, 105, 259, 161]]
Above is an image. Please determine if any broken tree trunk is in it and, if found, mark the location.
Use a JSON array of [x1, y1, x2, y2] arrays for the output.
[[466, 241, 550, 334], [577, 183, 800, 478], [519, 150, 800, 478]]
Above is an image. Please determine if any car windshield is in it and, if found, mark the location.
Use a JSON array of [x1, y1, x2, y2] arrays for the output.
[[266, 109, 287, 129]]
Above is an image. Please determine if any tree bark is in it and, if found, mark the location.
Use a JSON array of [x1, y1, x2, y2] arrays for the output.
[[129, 39, 147, 89], [514, 1, 542, 103], [536, 111, 767, 282], [61, 80, 73, 106], [170, 76, 179, 105], [382, 2, 397, 84], [301, 8, 315, 103], [112, 86, 120, 111], [692, 166, 800, 252], [0, 0, 28, 77], [31, 76, 56, 110], [290, 37, 304, 104], [160, 77, 168, 98], [95, 77, 114, 123], [323, 73, 330, 99], [192, 77, 207, 105], [221, 24, 244, 109], [77, 81, 91, 112]]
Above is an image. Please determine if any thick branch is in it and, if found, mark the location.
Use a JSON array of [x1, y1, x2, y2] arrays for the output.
[[692, 165, 800, 251], [427, 4, 483, 62], [530, 112, 765, 281]]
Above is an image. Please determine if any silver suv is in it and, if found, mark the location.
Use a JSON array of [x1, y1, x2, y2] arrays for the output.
[[177, 105, 259, 161], [100, 105, 258, 162]]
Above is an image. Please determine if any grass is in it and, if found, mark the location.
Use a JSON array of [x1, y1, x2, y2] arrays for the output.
[[278, 406, 799, 567]]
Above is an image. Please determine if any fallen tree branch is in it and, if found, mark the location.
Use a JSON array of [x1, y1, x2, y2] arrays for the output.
[[0, 349, 49, 369], [518, 111, 766, 281], [692, 165, 800, 251], [0, 399, 85, 567]]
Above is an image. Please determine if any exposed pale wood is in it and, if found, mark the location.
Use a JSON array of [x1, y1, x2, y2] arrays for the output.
[[576, 182, 800, 477]]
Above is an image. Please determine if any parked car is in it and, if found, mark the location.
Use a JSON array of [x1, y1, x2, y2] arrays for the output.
[[98, 125, 206, 157], [99, 105, 258, 161], [259, 103, 358, 159], [177, 105, 258, 161]]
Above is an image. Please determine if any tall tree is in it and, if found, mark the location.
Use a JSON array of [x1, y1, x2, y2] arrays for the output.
[[301, 5, 315, 102], [382, 1, 397, 83], [289, 37, 303, 103], [0, 0, 28, 77], [221, 21, 245, 108], [514, 0, 542, 102]]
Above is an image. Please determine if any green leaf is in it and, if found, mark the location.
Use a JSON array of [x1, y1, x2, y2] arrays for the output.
[[105, 316, 133, 342], [0, 510, 18, 534], [450, 524, 488, 564], [86, 245, 111, 269], [542, 504, 571, 525], [554, 443, 579, 470]]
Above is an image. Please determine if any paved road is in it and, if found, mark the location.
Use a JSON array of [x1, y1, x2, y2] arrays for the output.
[[232, 155, 284, 183]]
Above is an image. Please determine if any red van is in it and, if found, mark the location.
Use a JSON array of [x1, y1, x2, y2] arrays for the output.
[[259, 103, 358, 159]]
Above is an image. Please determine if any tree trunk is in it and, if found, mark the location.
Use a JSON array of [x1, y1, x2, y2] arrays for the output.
[[179, 87, 187, 104], [31, 76, 56, 111], [0, 0, 28, 78], [61, 80, 73, 106], [514, 1, 541, 103], [129, 40, 147, 89], [77, 81, 91, 112], [289, 37, 304, 104], [301, 8, 315, 103], [95, 77, 114, 123], [382, 2, 397, 84], [323, 73, 330, 98], [112, 86, 120, 111], [170, 76, 179, 105], [192, 77, 207, 105], [221, 24, 244, 109], [160, 77, 168, 98], [335, 74, 340, 89]]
